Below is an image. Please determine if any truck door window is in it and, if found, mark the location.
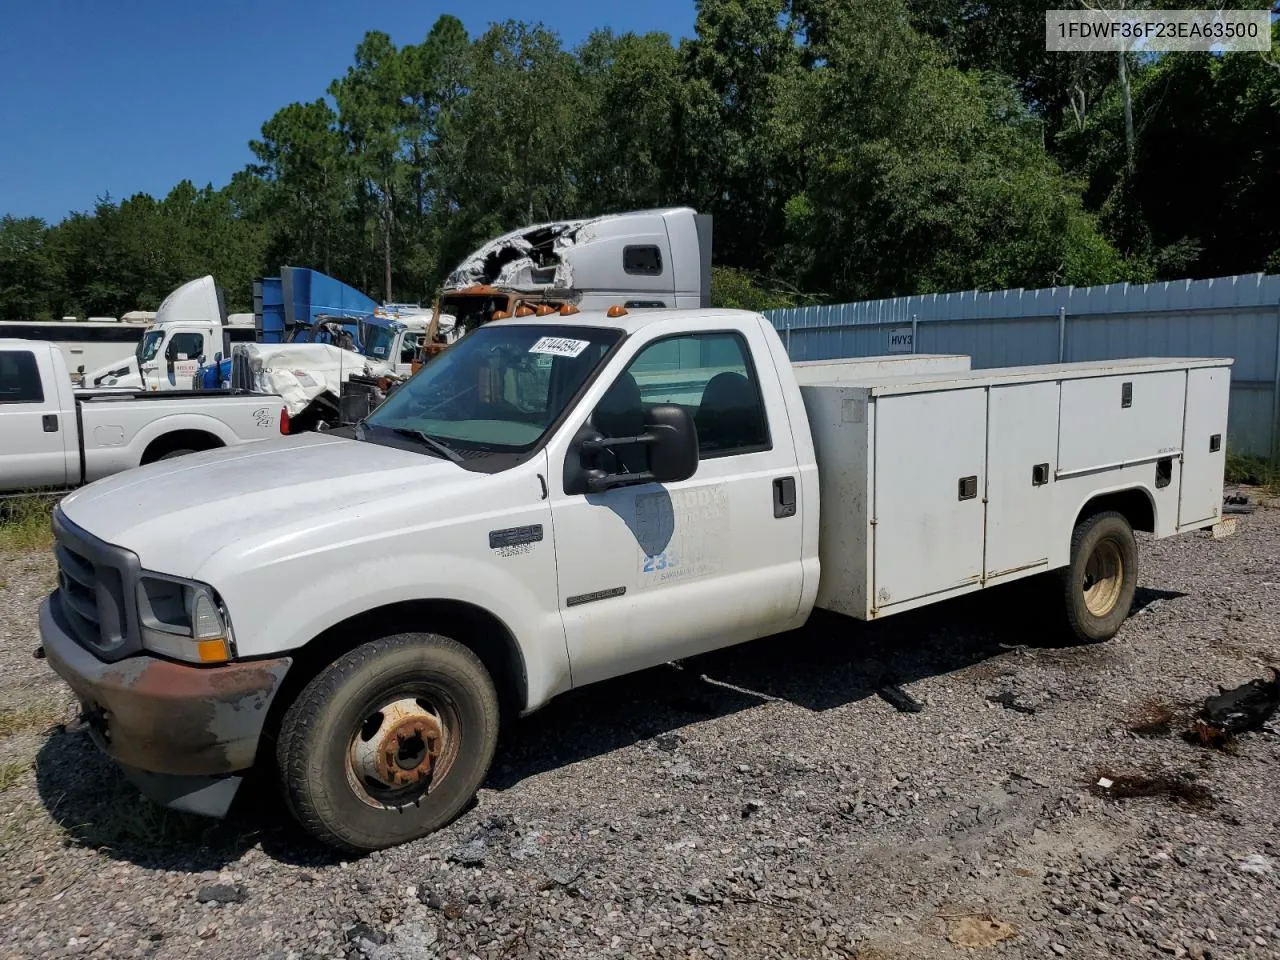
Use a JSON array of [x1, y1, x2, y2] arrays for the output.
[[166, 332, 204, 361], [0, 350, 44, 403], [402, 334, 423, 364], [623, 245, 663, 276], [599, 332, 771, 458]]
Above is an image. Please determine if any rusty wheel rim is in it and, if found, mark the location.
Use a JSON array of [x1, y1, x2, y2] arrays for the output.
[[346, 688, 461, 810], [1083, 539, 1124, 617]]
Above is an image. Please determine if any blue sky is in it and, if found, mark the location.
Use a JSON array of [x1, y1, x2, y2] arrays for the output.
[[0, 0, 696, 224]]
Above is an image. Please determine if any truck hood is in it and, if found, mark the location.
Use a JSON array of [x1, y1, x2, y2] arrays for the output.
[[58, 432, 460, 575]]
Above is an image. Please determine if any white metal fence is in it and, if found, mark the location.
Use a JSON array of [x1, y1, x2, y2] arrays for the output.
[[765, 272, 1280, 459]]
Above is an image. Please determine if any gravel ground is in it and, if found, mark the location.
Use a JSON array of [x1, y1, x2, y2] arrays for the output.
[[1, 505, 1277, 960]]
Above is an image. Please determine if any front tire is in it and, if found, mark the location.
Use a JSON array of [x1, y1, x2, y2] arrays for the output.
[[1060, 511, 1138, 643], [276, 632, 500, 853]]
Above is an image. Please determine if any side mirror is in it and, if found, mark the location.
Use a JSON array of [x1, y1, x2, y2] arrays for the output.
[[643, 404, 699, 484], [566, 403, 699, 495]]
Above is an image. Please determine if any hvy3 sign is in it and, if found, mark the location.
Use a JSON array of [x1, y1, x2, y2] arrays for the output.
[[886, 326, 914, 353]]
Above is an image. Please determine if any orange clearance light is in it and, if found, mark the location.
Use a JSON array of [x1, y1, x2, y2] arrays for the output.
[[515, 305, 535, 317], [559, 304, 580, 316], [606, 305, 629, 318], [491, 310, 511, 321], [535, 304, 555, 316], [196, 638, 230, 663]]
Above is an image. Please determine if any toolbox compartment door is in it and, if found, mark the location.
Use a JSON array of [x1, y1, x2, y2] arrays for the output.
[[872, 388, 986, 610]]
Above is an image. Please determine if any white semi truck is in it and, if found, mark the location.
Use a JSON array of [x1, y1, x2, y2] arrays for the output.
[[79, 276, 256, 390], [416, 206, 713, 364], [37, 307, 1232, 852]]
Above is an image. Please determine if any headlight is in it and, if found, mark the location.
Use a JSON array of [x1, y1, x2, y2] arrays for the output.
[[136, 574, 235, 664]]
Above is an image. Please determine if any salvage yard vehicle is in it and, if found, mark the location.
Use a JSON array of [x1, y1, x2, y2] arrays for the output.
[[1, 339, 285, 495], [79, 275, 257, 390], [36, 308, 1233, 852], [412, 206, 714, 369]]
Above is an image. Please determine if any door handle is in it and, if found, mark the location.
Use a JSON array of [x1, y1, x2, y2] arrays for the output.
[[773, 476, 797, 518], [42, 414, 58, 433]]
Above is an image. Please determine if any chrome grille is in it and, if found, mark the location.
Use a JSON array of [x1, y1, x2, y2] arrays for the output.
[[51, 509, 141, 661]]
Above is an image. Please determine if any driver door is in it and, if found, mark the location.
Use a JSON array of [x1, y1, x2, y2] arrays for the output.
[[549, 327, 805, 688]]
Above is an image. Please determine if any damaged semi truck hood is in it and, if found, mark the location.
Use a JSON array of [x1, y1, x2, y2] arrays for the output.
[[445, 218, 585, 291], [57, 433, 464, 578], [443, 207, 712, 310]]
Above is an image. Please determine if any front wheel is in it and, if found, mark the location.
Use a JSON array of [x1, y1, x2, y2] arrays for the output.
[[276, 632, 500, 852], [1060, 511, 1138, 643]]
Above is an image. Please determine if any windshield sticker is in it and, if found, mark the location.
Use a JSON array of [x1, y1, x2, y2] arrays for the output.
[[529, 336, 590, 358]]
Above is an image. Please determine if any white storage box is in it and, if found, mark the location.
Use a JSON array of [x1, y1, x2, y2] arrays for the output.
[[800, 357, 1233, 620]]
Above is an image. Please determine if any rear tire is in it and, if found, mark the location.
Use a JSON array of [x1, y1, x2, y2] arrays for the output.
[[276, 632, 499, 853], [156, 448, 197, 461], [1060, 511, 1138, 643]]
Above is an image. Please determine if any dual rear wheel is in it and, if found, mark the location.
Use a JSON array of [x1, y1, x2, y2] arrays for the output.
[[1060, 510, 1139, 644]]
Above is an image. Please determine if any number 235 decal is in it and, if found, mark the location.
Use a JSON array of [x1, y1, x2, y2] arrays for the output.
[[642, 551, 679, 573]]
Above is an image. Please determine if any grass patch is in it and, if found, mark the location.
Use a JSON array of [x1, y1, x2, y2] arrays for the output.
[[0, 759, 29, 791], [1225, 450, 1280, 497], [0, 701, 67, 738], [0, 495, 56, 552]]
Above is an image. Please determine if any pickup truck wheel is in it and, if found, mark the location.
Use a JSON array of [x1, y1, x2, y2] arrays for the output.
[[155, 448, 196, 460], [277, 632, 499, 853], [1061, 511, 1138, 644]]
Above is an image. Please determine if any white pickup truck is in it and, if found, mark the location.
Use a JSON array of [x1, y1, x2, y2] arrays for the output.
[[1, 339, 285, 495], [36, 308, 1232, 852]]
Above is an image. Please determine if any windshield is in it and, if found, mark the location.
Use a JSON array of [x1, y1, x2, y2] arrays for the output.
[[364, 324, 621, 452], [363, 323, 399, 361], [136, 330, 165, 364]]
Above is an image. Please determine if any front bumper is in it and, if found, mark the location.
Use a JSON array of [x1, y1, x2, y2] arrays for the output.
[[39, 594, 292, 817]]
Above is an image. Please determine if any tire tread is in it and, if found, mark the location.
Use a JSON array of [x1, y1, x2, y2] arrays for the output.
[[276, 632, 499, 852]]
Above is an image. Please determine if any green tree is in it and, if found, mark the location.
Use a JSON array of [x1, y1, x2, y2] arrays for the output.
[[249, 100, 350, 278], [1057, 32, 1280, 279], [330, 32, 409, 301], [773, 0, 1125, 299], [398, 15, 473, 294], [678, 0, 803, 270], [576, 30, 683, 214], [0, 216, 55, 320]]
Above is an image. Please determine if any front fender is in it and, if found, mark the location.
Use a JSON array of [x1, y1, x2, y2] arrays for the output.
[[208, 547, 569, 713]]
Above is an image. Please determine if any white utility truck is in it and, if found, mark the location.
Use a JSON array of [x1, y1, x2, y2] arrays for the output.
[[1, 340, 286, 494], [80, 276, 256, 390], [37, 308, 1232, 852]]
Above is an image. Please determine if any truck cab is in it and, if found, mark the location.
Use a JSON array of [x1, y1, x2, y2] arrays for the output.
[[413, 208, 713, 369], [82, 276, 255, 390]]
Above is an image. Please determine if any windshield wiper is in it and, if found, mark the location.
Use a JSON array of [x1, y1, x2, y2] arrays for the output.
[[387, 427, 463, 463]]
